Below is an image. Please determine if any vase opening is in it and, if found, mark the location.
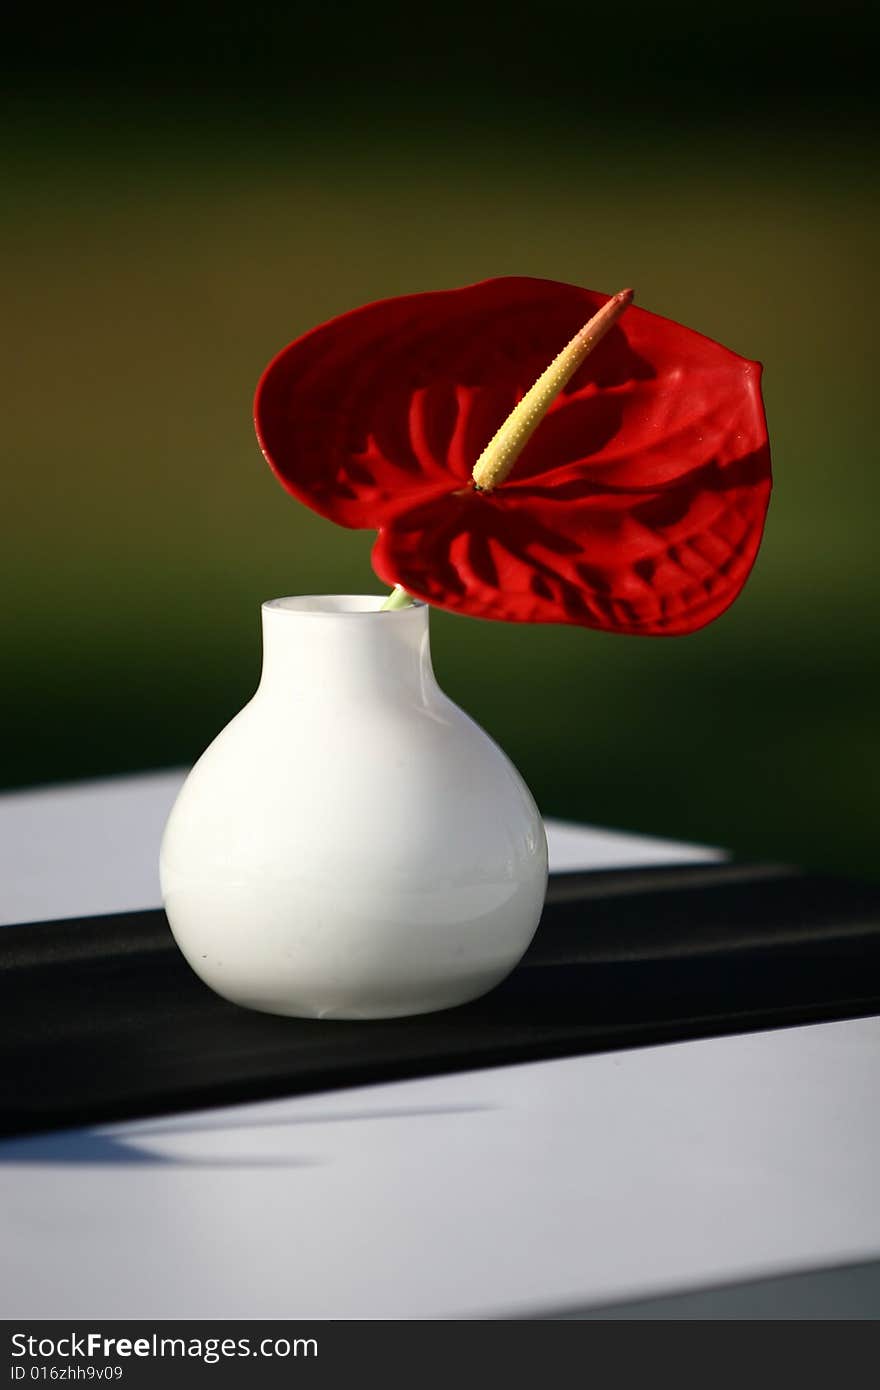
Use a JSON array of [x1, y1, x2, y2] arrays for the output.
[[263, 595, 426, 617]]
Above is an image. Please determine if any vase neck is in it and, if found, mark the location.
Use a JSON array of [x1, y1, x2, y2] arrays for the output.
[[256, 596, 436, 706]]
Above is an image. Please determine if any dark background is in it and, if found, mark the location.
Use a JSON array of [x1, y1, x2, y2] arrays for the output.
[[3, 2, 878, 876]]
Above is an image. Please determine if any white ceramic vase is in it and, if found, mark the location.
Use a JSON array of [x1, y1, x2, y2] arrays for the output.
[[160, 596, 548, 1019]]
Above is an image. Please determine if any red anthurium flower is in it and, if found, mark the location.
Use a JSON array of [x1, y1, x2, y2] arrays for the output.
[[254, 276, 771, 634]]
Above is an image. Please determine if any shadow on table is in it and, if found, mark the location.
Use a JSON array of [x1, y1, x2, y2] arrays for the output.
[[0, 1103, 494, 1167]]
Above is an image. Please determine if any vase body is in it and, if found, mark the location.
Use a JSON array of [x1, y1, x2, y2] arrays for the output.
[[160, 596, 547, 1019]]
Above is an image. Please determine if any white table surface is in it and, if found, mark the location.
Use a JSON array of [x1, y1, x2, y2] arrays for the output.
[[1, 772, 878, 1319]]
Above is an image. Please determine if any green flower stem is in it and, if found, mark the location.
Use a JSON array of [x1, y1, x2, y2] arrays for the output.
[[380, 584, 415, 611]]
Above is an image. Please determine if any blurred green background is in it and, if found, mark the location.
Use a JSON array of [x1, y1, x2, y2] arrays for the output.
[[2, 3, 877, 877]]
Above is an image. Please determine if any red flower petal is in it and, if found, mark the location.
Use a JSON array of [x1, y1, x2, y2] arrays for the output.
[[372, 455, 770, 633], [255, 276, 771, 632]]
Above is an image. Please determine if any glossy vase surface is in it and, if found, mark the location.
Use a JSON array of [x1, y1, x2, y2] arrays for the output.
[[160, 596, 548, 1019]]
